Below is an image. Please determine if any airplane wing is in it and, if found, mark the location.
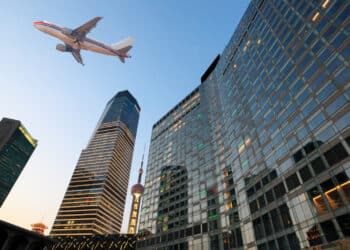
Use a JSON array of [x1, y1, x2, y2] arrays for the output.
[[71, 50, 84, 65], [72, 17, 102, 40]]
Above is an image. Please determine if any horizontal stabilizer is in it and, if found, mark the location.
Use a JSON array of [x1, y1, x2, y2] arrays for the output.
[[118, 56, 125, 63], [116, 45, 132, 54]]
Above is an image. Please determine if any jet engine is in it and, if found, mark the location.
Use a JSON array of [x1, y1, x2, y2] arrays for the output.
[[56, 44, 71, 52], [62, 28, 73, 36]]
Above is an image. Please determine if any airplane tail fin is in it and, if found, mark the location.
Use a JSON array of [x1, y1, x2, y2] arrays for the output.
[[111, 37, 134, 51], [112, 37, 133, 63]]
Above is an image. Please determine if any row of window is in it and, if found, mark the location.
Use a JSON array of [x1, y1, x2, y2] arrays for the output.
[[308, 171, 350, 214], [157, 166, 188, 233], [257, 232, 300, 250], [307, 213, 350, 246], [138, 223, 206, 248], [246, 170, 278, 197], [249, 140, 350, 214], [253, 203, 293, 241]]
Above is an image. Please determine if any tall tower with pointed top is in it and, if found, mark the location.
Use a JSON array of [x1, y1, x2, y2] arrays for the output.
[[127, 149, 145, 234]]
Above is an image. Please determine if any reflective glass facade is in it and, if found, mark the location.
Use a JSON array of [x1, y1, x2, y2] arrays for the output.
[[0, 118, 37, 207], [138, 0, 350, 249], [50, 90, 140, 236], [97, 91, 140, 138]]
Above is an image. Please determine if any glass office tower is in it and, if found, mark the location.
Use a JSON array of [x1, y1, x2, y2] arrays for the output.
[[138, 0, 350, 249], [0, 118, 37, 207], [51, 90, 140, 236]]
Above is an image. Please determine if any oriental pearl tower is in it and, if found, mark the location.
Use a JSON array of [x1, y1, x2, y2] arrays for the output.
[[127, 148, 145, 234]]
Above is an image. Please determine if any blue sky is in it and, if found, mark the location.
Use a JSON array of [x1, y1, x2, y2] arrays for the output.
[[0, 0, 250, 232]]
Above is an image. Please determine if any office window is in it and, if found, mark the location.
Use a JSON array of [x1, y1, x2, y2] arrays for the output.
[[287, 233, 301, 250], [311, 157, 327, 175], [269, 170, 277, 180], [202, 223, 208, 233], [277, 236, 289, 250], [270, 209, 283, 232], [336, 213, 350, 237], [306, 225, 323, 246], [286, 173, 301, 191], [258, 195, 266, 208], [186, 227, 192, 237], [279, 204, 293, 229], [210, 235, 219, 250], [324, 143, 348, 166], [293, 149, 304, 163], [193, 225, 201, 235], [253, 218, 265, 240], [309, 186, 328, 214], [209, 220, 218, 231], [262, 213, 273, 236], [299, 165, 313, 182], [236, 228, 243, 247], [320, 220, 339, 242], [321, 179, 344, 210], [266, 189, 275, 203], [268, 240, 277, 250], [274, 183, 286, 199], [250, 200, 258, 214], [258, 243, 268, 250]]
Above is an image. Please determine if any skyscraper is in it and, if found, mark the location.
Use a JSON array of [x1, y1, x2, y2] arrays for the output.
[[127, 150, 145, 234], [50, 90, 140, 236], [0, 118, 37, 207], [138, 0, 350, 249]]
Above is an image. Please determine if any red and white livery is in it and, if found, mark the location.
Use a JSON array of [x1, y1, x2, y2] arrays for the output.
[[33, 17, 133, 65]]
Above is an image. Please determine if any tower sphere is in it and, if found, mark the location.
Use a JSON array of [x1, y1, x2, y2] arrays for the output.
[[131, 183, 144, 195]]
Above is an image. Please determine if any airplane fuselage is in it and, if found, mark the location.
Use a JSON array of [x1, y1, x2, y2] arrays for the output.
[[33, 21, 129, 58]]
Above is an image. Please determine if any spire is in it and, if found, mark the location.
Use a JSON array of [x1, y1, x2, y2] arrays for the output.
[[138, 144, 146, 184]]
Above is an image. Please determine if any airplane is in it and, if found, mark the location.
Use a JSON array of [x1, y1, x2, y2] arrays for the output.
[[33, 17, 133, 65]]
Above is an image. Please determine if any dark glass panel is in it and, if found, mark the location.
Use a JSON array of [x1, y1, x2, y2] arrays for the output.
[[269, 170, 277, 180], [274, 182, 286, 199], [287, 233, 301, 250], [268, 240, 277, 250], [210, 235, 219, 250], [266, 189, 275, 203], [320, 220, 339, 242], [286, 173, 301, 191], [258, 195, 266, 208], [262, 213, 273, 236], [202, 223, 208, 233], [311, 157, 326, 175], [193, 225, 200, 235], [336, 213, 350, 237], [293, 150, 304, 163], [253, 218, 265, 240], [262, 176, 269, 185], [299, 165, 313, 182], [257, 243, 268, 250], [279, 204, 293, 229], [236, 228, 243, 247], [277, 236, 289, 250], [324, 143, 348, 166], [270, 209, 283, 232]]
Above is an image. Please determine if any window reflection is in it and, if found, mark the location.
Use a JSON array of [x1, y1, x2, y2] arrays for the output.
[[309, 187, 328, 214]]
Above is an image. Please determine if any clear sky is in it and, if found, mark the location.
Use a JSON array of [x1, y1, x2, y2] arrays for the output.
[[0, 0, 250, 233]]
